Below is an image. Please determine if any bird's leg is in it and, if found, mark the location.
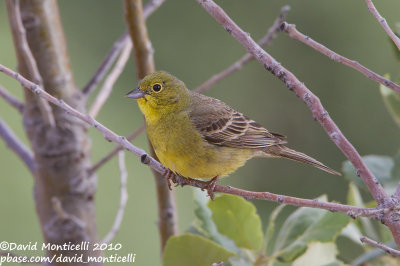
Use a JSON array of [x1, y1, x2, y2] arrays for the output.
[[203, 176, 219, 200], [163, 168, 174, 190]]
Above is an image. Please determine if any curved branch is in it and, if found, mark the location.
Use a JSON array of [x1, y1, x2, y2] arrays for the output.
[[0, 84, 24, 113], [281, 22, 400, 94], [0, 117, 35, 172], [365, 0, 400, 52], [102, 151, 128, 244]]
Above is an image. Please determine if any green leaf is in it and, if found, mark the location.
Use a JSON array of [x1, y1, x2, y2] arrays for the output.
[[208, 194, 263, 250], [342, 155, 394, 193], [272, 196, 350, 262], [163, 233, 235, 266], [265, 204, 286, 255], [392, 152, 400, 184], [292, 242, 342, 266], [380, 74, 400, 128], [346, 183, 379, 241], [193, 189, 239, 253]]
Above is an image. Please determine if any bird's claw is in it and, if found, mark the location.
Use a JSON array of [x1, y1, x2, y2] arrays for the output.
[[203, 176, 219, 200], [164, 168, 174, 190]]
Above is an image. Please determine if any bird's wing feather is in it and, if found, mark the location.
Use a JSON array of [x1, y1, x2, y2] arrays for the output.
[[188, 92, 287, 149]]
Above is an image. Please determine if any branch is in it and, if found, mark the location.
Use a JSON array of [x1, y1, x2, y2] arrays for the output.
[[82, 0, 167, 96], [195, 5, 290, 93], [0, 117, 35, 172], [0, 83, 24, 113], [196, 0, 387, 205], [281, 22, 400, 94], [89, 40, 132, 117], [0, 63, 395, 220], [124, 0, 178, 251], [102, 151, 129, 244], [82, 32, 129, 96], [7, 0, 55, 127], [360, 236, 400, 257], [88, 124, 145, 175], [365, 0, 400, 52], [196, 0, 400, 247]]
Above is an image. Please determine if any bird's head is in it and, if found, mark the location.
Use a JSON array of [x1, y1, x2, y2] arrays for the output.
[[126, 71, 190, 116]]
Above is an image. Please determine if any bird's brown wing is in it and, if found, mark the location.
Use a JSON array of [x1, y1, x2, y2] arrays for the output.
[[188, 92, 287, 149]]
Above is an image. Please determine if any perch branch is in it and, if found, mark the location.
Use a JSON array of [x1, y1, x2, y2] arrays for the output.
[[124, 0, 178, 252], [0, 84, 24, 113], [8, 0, 55, 127], [0, 63, 395, 221], [0, 117, 35, 172], [88, 124, 145, 175], [82, 0, 166, 96], [195, 5, 290, 93], [365, 0, 400, 52], [102, 151, 129, 244], [360, 236, 400, 257], [281, 22, 400, 94], [89, 40, 132, 117], [196, 0, 400, 247]]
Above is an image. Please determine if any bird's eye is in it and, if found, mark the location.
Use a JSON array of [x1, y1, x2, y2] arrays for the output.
[[152, 83, 162, 92]]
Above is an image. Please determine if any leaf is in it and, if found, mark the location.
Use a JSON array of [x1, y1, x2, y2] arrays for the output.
[[340, 223, 363, 245], [392, 152, 400, 184], [208, 194, 263, 250], [342, 155, 394, 193], [193, 189, 239, 253], [163, 233, 235, 266], [265, 204, 286, 256], [346, 182, 379, 241], [272, 195, 350, 262], [292, 242, 341, 266], [380, 73, 400, 128]]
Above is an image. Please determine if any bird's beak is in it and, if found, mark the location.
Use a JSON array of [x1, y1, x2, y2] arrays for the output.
[[125, 87, 145, 99]]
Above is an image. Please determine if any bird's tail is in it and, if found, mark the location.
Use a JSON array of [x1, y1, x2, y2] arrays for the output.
[[262, 145, 341, 175]]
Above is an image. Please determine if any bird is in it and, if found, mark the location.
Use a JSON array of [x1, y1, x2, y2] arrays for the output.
[[126, 71, 340, 197]]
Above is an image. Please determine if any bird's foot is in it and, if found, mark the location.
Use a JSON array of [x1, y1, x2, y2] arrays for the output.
[[163, 168, 175, 190], [203, 176, 219, 200]]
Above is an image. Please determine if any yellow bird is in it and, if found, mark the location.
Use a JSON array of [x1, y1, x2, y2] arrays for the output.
[[126, 71, 340, 195]]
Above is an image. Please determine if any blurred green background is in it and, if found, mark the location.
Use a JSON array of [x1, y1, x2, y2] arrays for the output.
[[1, 0, 400, 265]]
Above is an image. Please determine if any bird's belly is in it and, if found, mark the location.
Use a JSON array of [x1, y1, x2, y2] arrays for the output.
[[154, 135, 252, 179], [146, 116, 253, 179]]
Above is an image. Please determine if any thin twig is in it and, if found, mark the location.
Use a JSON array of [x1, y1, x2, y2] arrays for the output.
[[281, 22, 400, 94], [0, 251, 41, 264], [82, 33, 130, 96], [88, 124, 145, 175], [360, 236, 400, 257], [9, 0, 55, 127], [195, 5, 290, 93], [196, 0, 400, 246], [102, 151, 129, 244], [0, 63, 394, 220], [124, 0, 177, 252], [0, 117, 35, 172], [0, 83, 24, 113], [89, 41, 132, 117], [82, 0, 166, 96], [365, 0, 400, 52]]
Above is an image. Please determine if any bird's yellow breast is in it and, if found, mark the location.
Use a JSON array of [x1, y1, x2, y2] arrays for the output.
[[138, 98, 252, 179]]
